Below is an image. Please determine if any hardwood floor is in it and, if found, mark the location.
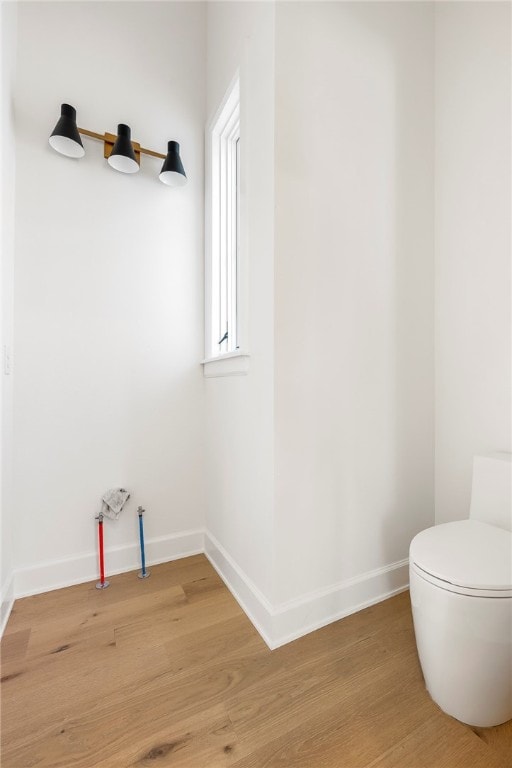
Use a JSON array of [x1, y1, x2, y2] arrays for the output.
[[1, 555, 510, 767]]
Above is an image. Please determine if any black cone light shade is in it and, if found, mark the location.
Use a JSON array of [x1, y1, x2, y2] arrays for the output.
[[49, 104, 85, 158], [108, 124, 139, 174], [159, 141, 187, 187]]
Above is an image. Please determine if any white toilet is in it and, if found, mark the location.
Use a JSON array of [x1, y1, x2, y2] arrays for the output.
[[409, 453, 512, 727]]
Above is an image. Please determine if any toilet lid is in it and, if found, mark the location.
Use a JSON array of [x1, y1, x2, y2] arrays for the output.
[[410, 520, 512, 593]]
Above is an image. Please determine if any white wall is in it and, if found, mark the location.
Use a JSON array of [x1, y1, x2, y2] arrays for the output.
[[274, 2, 435, 605], [205, 1, 435, 646], [435, 2, 511, 524], [205, 2, 276, 610], [1, 0, 17, 629], [12, 2, 206, 592]]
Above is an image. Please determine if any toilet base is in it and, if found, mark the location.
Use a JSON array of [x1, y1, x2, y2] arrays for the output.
[[410, 567, 512, 728]]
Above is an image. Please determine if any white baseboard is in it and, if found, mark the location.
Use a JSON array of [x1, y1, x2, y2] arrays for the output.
[[270, 559, 410, 648], [4, 528, 409, 649], [13, 529, 205, 599], [205, 529, 409, 649], [204, 531, 275, 647], [1, 571, 15, 637]]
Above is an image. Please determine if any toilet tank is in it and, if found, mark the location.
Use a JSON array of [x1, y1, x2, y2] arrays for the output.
[[469, 453, 512, 531]]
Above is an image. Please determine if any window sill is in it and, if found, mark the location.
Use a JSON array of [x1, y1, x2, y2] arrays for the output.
[[201, 352, 250, 378]]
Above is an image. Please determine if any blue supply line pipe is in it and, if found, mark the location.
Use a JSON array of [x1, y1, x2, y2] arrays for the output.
[[138, 506, 150, 579]]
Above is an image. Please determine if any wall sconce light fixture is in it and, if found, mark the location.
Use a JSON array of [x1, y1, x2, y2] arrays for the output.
[[49, 104, 187, 187]]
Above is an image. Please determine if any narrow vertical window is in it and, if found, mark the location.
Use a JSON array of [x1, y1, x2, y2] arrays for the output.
[[206, 77, 240, 359]]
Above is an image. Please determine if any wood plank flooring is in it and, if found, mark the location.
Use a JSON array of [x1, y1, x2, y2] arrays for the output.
[[1, 555, 510, 767]]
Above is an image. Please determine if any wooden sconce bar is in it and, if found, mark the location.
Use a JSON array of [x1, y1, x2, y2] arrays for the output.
[[77, 127, 166, 164]]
